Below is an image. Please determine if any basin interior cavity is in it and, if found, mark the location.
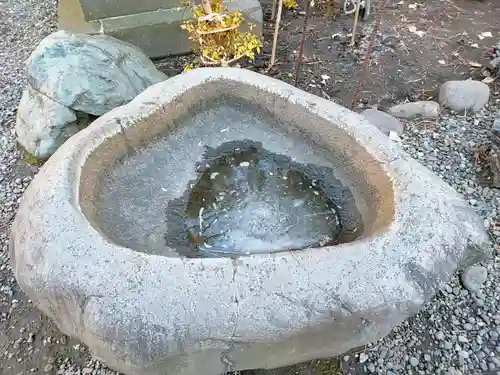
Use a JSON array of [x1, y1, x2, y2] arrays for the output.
[[80, 81, 395, 258]]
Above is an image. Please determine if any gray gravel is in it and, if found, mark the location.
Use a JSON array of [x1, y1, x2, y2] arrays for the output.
[[1, 0, 500, 375], [343, 99, 500, 375]]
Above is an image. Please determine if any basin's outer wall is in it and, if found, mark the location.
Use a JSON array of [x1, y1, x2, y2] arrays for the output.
[[10, 68, 490, 375]]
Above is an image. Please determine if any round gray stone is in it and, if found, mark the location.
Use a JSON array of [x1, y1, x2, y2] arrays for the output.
[[409, 356, 419, 367], [461, 265, 488, 292], [438, 80, 490, 112], [361, 108, 404, 136]]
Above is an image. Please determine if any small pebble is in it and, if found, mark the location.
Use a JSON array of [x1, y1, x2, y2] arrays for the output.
[[359, 353, 368, 364], [410, 356, 419, 367], [44, 364, 54, 373]]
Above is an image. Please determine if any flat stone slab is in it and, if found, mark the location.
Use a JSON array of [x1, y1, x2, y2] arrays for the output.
[[10, 68, 490, 375], [388, 101, 440, 119]]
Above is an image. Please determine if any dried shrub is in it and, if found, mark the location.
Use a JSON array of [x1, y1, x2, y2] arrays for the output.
[[181, 0, 262, 69]]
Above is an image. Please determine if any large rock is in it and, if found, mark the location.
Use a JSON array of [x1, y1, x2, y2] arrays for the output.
[[27, 30, 167, 115], [361, 108, 404, 135], [11, 68, 490, 375], [388, 101, 440, 119], [16, 85, 89, 158], [438, 80, 490, 113], [16, 30, 166, 159]]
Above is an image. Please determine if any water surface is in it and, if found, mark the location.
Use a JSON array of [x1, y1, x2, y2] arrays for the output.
[[165, 140, 350, 257], [94, 98, 363, 257]]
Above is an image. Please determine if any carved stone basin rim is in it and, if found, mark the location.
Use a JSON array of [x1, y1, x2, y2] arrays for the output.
[[10, 68, 489, 375]]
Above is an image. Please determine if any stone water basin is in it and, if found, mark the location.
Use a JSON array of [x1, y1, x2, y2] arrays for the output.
[[10, 68, 489, 375]]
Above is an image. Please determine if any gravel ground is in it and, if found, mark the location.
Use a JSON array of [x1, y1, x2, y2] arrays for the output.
[[0, 0, 57, 251], [1, 0, 500, 375], [341, 100, 500, 375]]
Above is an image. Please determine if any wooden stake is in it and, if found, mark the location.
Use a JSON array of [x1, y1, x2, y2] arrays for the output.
[[271, 0, 278, 19], [350, 0, 361, 46], [203, 0, 213, 15], [270, 0, 284, 67]]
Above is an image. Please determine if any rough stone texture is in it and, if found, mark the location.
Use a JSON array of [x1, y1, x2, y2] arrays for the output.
[[58, 0, 263, 57], [388, 101, 440, 119], [15, 30, 166, 159], [438, 80, 490, 113], [361, 108, 404, 135], [461, 265, 488, 292], [15, 84, 89, 159], [26, 30, 166, 115], [10, 68, 490, 375]]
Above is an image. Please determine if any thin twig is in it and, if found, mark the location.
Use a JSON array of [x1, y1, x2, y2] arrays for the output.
[[350, 0, 361, 46], [350, 0, 386, 108], [294, 0, 312, 86], [270, 0, 284, 67]]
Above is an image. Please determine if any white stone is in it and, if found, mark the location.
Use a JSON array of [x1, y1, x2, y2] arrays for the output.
[[461, 265, 488, 292], [359, 353, 369, 363], [361, 108, 404, 136], [388, 101, 440, 119], [458, 351, 469, 359], [438, 80, 490, 112]]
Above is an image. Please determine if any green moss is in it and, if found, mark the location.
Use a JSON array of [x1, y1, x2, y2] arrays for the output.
[[238, 358, 344, 375], [23, 153, 44, 167], [315, 358, 344, 375]]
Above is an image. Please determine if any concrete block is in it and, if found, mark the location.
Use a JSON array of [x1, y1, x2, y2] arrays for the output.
[[79, 0, 179, 21], [58, 0, 263, 58], [58, 0, 100, 34]]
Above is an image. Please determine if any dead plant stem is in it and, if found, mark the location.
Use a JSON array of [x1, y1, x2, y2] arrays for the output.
[[350, 0, 386, 108], [270, 0, 284, 67]]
